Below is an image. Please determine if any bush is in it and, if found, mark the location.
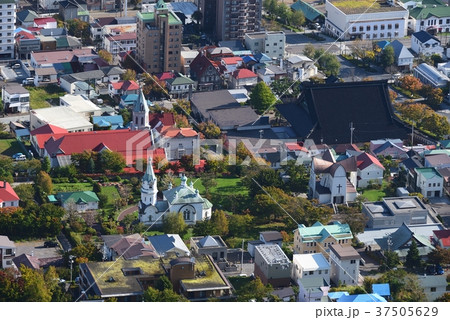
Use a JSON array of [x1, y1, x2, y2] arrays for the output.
[[112, 175, 121, 182], [70, 177, 79, 183], [86, 227, 97, 236], [86, 177, 94, 184], [99, 175, 109, 183]]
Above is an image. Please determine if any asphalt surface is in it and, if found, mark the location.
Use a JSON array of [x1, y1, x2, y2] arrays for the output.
[[15, 240, 63, 260]]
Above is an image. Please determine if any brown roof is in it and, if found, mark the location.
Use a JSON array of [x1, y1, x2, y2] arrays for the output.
[[329, 244, 360, 260], [260, 231, 283, 242], [110, 235, 158, 260], [339, 156, 357, 173], [13, 253, 41, 270], [312, 157, 334, 173], [35, 67, 57, 75]]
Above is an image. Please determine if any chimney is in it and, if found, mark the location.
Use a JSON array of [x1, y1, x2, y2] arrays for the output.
[[0, 181, 5, 188]]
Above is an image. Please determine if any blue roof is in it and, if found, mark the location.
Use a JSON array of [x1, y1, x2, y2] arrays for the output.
[[338, 293, 387, 302], [413, 30, 440, 44], [121, 94, 138, 103], [376, 40, 390, 50], [242, 55, 257, 64], [372, 283, 391, 297], [328, 291, 349, 300], [254, 52, 272, 63], [93, 115, 124, 130]]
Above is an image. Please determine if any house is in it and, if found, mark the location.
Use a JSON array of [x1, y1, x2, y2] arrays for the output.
[[376, 223, 435, 259], [93, 116, 124, 130], [147, 234, 190, 257], [221, 57, 244, 76], [293, 221, 353, 258], [277, 81, 409, 144], [370, 139, 408, 159], [372, 283, 391, 300], [0, 181, 20, 208], [56, 191, 99, 212], [230, 69, 258, 89], [408, 3, 450, 33], [256, 65, 287, 85], [291, 253, 330, 285], [30, 124, 68, 157], [418, 275, 448, 301], [356, 152, 385, 188], [34, 67, 58, 87], [101, 234, 158, 261], [181, 49, 199, 75], [1, 84, 30, 113], [0, 235, 16, 269], [138, 162, 212, 225], [432, 229, 450, 249], [389, 40, 414, 71], [33, 17, 57, 29], [414, 167, 444, 197], [425, 154, 450, 169], [411, 31, 444, 56], [120, 94, 139, 108], [30, 107, 93, 133], [153, 126, 199, 161], [165, 74, 197, 99], [104, 32, 136, 55], [324, 0, 409, 40], [13, 253, 41, 270], [254, 244, 291, 287], [59, 94, 102, 118], [271, 287, 296, 302], [244, 31, 286, 59], [298, 277, 330, 302], [109, 80, 139, 97], [16, 10, 38, 28], [59, 0, 89, 22], [15, 31, 41, 60], [414, 63, 449, 88], [260, 231, 283, 248], [30, 48, 98, 70], [190, 235, 227, 262], [189, 53, 222, 91], [39, 0, 60, 10], [337, 293, 386, 302], [329, 244, 360, 286], [362, 196, 428, 229], [285, 54, 318, 81]]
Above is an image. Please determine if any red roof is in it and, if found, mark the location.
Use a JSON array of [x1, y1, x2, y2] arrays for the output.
[[15, 31, 36, 41], [106, 32, 136, 41], [356, 152, 385, 171], [433, 229, 450, 239], [232, 68, 257, 79], [160, 127, 198, 138], [31, 124, 68, 136], [0, 181, 20, 203], [26, 27, 42, 32], [34, 17, 57, 26], [190, 54, 220, 79], [155, 72, 175, 81], [222, 57, 243, 65], [111, 80, 139, 91], [41, 129, 153, 165], [285, 142, 308, 153], [149, 113, 175, 128]]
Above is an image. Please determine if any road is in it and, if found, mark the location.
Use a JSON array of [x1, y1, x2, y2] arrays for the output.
[[0, 114, 29, 125]]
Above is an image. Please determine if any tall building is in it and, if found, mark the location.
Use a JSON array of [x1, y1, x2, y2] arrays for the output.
[[197, 0, 262, 41], [136, 0, 183, 74], [0, 0, 16, 59]]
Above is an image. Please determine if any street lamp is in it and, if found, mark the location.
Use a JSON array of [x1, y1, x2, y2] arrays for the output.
[[69, 255, 75, 283]]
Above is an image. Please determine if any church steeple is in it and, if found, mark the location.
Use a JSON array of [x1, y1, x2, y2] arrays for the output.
[[143, 157, 156, 183], [132, 89, 149, 130], [140, 157, 157, 206]]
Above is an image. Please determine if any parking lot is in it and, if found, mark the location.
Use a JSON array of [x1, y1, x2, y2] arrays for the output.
[[15, 240, 63, 260], [0, 65, 28, 82]]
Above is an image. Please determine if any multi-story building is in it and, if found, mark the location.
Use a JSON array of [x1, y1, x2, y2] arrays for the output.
[[104, 33, 137, 55], [197, 0, 262, 41], [244, 31, 285, 59], [329, 244, 360, 286], [254, 244, 291, 287], [291, 253, 330, 284], [136, 0, 183, 74], [0, 235, 15, 269], [414, 167, 444, 197], [408, 4, 450, 33], [324, 0, 409, 41], [2, 84, 30, 114], [0, 0, 16, 59]]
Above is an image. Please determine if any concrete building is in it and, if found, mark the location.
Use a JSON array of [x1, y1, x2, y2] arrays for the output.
[[0, 235, 15, 269], [104, 32, 136, 55], [190, 235, 227, 262], [418, 275, 448, 301], [284, 54, 318, 81], [1, 84, 30, 113], [363, 196, 428, 229], [414, 167, 444, 197], [329, 244, 360, 286], [244, 31, 285, 59], [413, 63, 449, 88], [59, 94, 102, 118], [30, 107, 94, 133], [291, 253, 330, 284], [254, 244, 291, 287], [136, 0, 183, 74], [0, 0, 16, 59], [408, 4, 450, 33], [197, 0, 262, 41], [324, 0, 409, 41]]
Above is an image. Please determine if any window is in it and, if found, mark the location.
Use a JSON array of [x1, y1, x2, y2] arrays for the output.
[[439, 19, 443, 25], [374, 25, 378, 31], [352, 27, 356, 32], [309, 271, 314, 275], [395, 23, 399, 29], [359, 26, 363, 32], [350, 260, 356, 264], [366, 26, 371, 31], [431, 287, 436, 292], [5, 249, 12, 255], [381, 25, 385, 30], [388, 24, 392, 30]]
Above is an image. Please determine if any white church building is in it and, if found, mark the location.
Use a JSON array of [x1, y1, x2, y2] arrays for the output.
[[138, 159, 213, 225]]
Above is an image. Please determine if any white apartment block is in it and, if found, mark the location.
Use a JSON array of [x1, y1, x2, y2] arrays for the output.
[[329, 244, 360, 286], [324, 0, 408, 41], [244, 31, 285, 59], [291, 253, 330, 285], [0, 0, 16, 59]]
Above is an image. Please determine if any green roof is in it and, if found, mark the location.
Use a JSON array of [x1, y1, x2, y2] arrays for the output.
[[330, 0, 406, 14], [47, 195, 58, 203], [77, 10, 89, 16], [291, 0, 324, 21], [137, 11, 155, 23], [0, 0, 15, 3], [180, 255, 229, 290], [409, 5, 450, 19], [168, 12, 182, 24], [415, 167, 443, 179], [167, 75, 195, 86], [56, 37, 69, 48], [297, 221, 353, 243], [57, 191, 99, 205], [439, 140, 450, 149], [163, 180, 210, 206]]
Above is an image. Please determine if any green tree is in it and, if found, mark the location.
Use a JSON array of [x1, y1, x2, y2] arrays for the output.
[[281, 160, 309, 193], [250, 82, 277, 114], [98, 49, 113, 64], [379, 250, 400, 272], [318, 53, 341, 76], [237, 277, 273, 302], [162, 212, 187, 236], [198, 121, 221, 139], [14, 184, 35, 204], [303, 44, 316, 59], [41, 156, 51, 173], [98, 193, 108, 209], [201, 173, 217, 198], [211, 209, 229, 236], [228, 214, 253, 237], [270, 78, 301, 98], [66, 19, 91, 45], [290, 10, 305, 27], [0, 155, 13, 183], [405, 240, 421, 270], [420, 85, 443, 109], [143, 287, 188, 302], [99, 150, 126, 173], [36, 171, 53, 195], [20, 266, 52, 302], [119, 108, 131, 125], [193, 219, 216, 236], [339, 206, 368, 235], [276, 3, 291, 25], [123, 69, 137, 81], [70, 243, 102, 262], [155, 275, 173, 291], [427, 247, 450, 265], [380, 45, 395, 68], [422, 113, 450, 140], [399, 75, 423, 93], [396, 274, 427, 302]]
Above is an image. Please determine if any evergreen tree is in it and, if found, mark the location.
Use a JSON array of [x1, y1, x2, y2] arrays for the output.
[[41, 156, 51, 173], [405, 240, 421, 270], [250, 82, 277, 114]]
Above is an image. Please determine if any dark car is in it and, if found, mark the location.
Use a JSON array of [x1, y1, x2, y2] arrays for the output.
[[435, 264, 444, 275], [44, 241, 58, 248], [426, 264, 436, 275]]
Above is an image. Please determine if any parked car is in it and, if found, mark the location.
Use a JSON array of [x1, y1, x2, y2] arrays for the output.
[[22, 78, 34, 85], [44, 241, 59, 248], [309, 23, 321, 30], [12, 63, 21, 69], [435, 264, 444, 275], [12, 153, 26, 161]]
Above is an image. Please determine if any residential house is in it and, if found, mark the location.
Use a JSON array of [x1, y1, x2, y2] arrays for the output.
[[30, 107, 93, 133], [284, 54, 318, 81], [104, 32, 136, 55], [101, 234, 158, 261], [34, 67, 58, 87], [39, 0, 60, 10], [298, 277, 330, 302], [59, 0, 89, 22], [33, 17, 57, 29], [165, 74, 197, 99], [370, 139, 408, 159], [30, 124, 68, 157], [291, 253, 330, 285], [13, 253, 41, 270], [432, 229, 450, 249], [190, 235, 227, 262], [411, 31, 444, 56], [109, 80, 140, 97], [15, 31, 41, 60], [372, 283, 391, 300], [356, 152, 385, 188], [256, 65, 287, 85], [153, 126, 199, 161], [221, 57, 244, 76], [147, 234, 190, 257], [324, 0, 409, 40], [329, 244, 360, 286], [56, 191, 99, 212], [425, 153, 450, 169], [244, 31, 286, 59], [408, 4, 450, 33], [337, 293, 386, 302], [418, 275, 448, 301], [181, 49, 199, 75], [189, 53, 222, 91], [120, 94, 139, 108], [16, 9, 38, 28], [259, 231, 283, 248], [1, 84, 30, 113], [376, 223, 435, 259], [0, 181, 20, 208], [293, 221, 353, 258], [30, 48, 98, 70], [389, 40, 414, 71], [0, 236, 16, 269], [271, 287, 296, 302], [229, 68, 258, 89], [362, 196, 428, 229], [414, 167, 444, 197], [254, 244, 292, 287], [93, 116, 124, 130]]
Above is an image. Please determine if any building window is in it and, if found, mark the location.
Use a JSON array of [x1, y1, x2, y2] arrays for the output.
[[359, 26, 363, 32], [395, 23, 399, 29], [431, 287, 436, 292], [381, 25, 385, 30], [5, 249, 12, 255], [374, 25, 378, 31], [350, 260, 356, 264], [309, 271, 314, 275], [352, 27, 356, 32], [388, 24, 392, 30], [366, 26, 371, 31]]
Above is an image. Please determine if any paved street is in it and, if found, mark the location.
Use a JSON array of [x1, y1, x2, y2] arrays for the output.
[[15, 240, 63, 260], [0, 114, 30, 125]]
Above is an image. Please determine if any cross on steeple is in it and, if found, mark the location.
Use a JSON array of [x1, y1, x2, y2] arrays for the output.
[[337, 184, 342, 193]]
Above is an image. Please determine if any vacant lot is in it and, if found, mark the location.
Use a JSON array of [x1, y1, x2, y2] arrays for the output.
[[53, 183, 93, 193], [27, 85, 66, 109], [0, 138, 23, 156]]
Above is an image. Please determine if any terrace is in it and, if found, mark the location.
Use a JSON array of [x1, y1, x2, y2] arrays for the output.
[[330, 0, 405, 14]]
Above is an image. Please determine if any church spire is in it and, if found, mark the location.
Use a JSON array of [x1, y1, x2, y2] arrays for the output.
[[143, 157, 156, 183]]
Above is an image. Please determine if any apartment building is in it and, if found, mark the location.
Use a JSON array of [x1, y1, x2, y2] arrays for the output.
[[0, 0, 16, 59], [244, 31, 285, 59], [136, 0, 183, 74], [0, 235, 16, 269], [197, 0, 262, 41]]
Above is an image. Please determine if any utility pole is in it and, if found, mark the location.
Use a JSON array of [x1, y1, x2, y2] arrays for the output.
[[350, 122, 355, 145], [411, 121, 415, 146], [69, 255, 75, 283], [240, 239, 244, 273]]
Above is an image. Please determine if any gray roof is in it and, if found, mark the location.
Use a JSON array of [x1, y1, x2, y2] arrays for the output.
[[16, 9, 38, 23], [147, 234, 189, 256], [376, 223, 435, 253], [418, 275, 447, 288], [415, 63, 449, 84], [260, 231, 283, 242], [425, 154, 450, 167], [198, 235, 219, 247], [329, 244, 360, 260], [41, 28, 67, 37], [389, 40, 414, 61], [100, 66, 125, 76], [299, 277, 329, 292], [0, 235, 15, 248], [413, 30, 440, 44], [69, 69, 105, 81], [3, 83, 29, 94]]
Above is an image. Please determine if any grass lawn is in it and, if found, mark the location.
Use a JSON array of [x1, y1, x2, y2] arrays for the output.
[[53, 183, 93, 193], [173, 177, 248, 196], [101, 186, 120, 206], [27, 85, 66, 109], [361, 180, 393, 201], [0, 139, 24, 156], [228, 276, 252, 291]]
